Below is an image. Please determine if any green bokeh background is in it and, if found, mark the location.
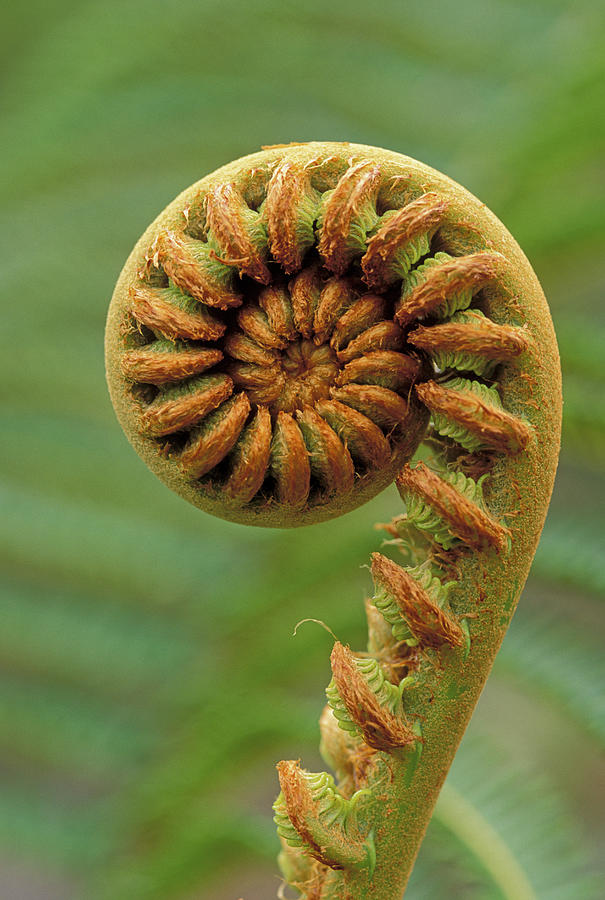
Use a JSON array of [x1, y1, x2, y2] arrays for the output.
[[2, 2, 604, 898]]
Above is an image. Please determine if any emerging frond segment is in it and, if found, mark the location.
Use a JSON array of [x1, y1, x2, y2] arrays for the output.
[[317, 162, 382, 274], [274, 761, 375, 872], [265, 160, 322, 273], [416, 377, 533, 453], [178, 393, 250, 478], [408, 309, 530, 377], [139, 374, 233, 437], [326, 642, 417, 751], [153, 230, 243, 309], [121, 341, 223, 385], [361, 192, 448, 290], [371, 553, 464, 649], [205, 182, 271, 284], [223, 406, 272, 503], [397, 462, 510, 553], [395, 251, 503, 326], [330, 383, 410, 431], [129, 283, 226, 342]]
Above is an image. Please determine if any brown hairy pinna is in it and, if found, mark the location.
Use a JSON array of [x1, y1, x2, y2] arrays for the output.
[[105, 143, 561, 899]]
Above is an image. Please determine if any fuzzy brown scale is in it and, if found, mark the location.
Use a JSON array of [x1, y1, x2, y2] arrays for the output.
[[397, 461, 511, 553], [276, 760, 369, 872], [408, 314, 530, 360], [395, 251, 503, 326], [129, 283, 226, 341], [370, 553, 464, 650], [361, 192, 449, 291], [120, 346, 223, 385], [277, 761, 338, 869], [330, 643, 417, 751], [105, 143, 561, 900], [205, 182, 272, 284], [415, 381, 533, 454]]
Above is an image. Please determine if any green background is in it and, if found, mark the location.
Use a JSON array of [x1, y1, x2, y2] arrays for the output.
[[1, 1, 604, 897]]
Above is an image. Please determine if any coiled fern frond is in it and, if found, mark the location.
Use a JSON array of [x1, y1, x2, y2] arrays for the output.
[[105, 142, 562, 899]]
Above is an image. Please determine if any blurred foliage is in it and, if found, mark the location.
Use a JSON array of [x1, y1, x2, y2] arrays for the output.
[[1, 0, 604, 897]]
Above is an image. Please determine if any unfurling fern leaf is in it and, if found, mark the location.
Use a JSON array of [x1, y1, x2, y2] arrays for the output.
[[105, 142, 562, 899]]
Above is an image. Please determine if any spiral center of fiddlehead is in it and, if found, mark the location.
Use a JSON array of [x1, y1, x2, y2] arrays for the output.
[[109, 152, 460, 526], [261, 338, 338, 412]]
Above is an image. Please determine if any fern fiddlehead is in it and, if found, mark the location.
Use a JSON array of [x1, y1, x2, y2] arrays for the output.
[[105, 142, 561, 898]]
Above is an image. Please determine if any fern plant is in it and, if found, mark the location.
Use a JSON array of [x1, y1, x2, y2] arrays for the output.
[[104, 141, 562, 898]]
